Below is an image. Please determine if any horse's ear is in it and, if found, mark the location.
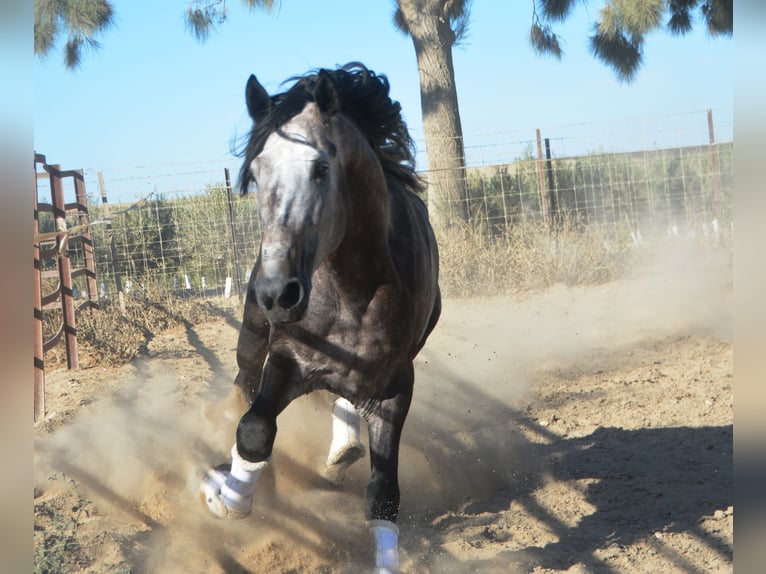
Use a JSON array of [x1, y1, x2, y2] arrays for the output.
[[246, 74, 271, 122], [314, 70, 339, 116]]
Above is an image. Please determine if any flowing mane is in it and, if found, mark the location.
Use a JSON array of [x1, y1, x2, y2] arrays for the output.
[[239, 62, 422, 196]]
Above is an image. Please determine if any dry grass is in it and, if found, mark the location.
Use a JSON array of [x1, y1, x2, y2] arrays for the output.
[[436, 216, 635, 297], [42, 282, 237, 368]]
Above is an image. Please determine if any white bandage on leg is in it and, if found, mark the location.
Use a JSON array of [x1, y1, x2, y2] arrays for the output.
[[201, 444, 268, 519], [369, 520, 400, 574], [326, 397, 364, 466], [219, 444, 267, 513]]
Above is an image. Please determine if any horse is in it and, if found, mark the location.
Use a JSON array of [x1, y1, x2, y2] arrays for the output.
[[201, 63, 441, 573]]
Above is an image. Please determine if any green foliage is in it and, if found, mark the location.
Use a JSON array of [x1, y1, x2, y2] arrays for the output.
[[613, 0, 665, 36], [34, 0, 114, 69], [530, 21, 563, 59], [537, 0, 578, 21], [87, 184, 261, 299], [462, 142, 733, 242], [533, 0, 733, 82], [184, 0, 276, 42], [530, 0, 570, 58], [34, 473, 92, 574], [185, 1, 226, 42], [700, 0, 733, 36], [35, 1, 279, 66], [590, 24, 643, 82]]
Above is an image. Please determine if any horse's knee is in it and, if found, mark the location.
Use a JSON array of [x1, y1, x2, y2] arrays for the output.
[[365, 470, 400, 522], [236, 409, 277, 462]]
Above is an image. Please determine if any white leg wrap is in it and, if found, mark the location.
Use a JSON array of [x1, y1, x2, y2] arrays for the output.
[[201, 444, 268, 519], [322, 398, 366, 486], [369, 520, 400, 574], [326, 398, 364, 466], [220, 444, 267, 513]]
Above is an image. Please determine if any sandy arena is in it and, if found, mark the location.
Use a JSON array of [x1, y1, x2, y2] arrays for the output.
[[34, 246, 732, 573]]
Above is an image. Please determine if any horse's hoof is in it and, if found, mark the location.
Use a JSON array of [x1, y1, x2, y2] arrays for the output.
[[200, 464, 252, 520], [322, 441, 365, 486]]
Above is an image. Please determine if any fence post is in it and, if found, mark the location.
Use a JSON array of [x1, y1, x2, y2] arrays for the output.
[[225, 168, 243, 301], [536, 129, 549, 226], [544, 138, 559, 228], [34, 156, 45, 422], [74, 170, 98, 303], [98, 171, 125, 314], [50, 165, 79, 370]]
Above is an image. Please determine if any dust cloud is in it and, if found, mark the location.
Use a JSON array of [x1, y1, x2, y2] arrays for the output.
[[34, 240, 731, 572], [34, 365, 375, 572], [401, 241, 731, 509]]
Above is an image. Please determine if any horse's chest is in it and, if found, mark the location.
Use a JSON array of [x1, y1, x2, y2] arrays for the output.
[[286, 295, 406, 395]]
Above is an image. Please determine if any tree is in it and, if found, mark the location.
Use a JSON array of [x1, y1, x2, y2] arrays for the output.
[[531, 0, 732, 82], [34, 0, 114, 69], [183, 0, 275, 41], [393, 0, 472, 225]]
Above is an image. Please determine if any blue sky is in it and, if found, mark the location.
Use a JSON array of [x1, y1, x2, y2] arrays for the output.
[[34, 1, 733, 201]]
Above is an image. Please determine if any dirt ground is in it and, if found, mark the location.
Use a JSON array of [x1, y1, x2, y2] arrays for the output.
[[34, 247, 733, 573]]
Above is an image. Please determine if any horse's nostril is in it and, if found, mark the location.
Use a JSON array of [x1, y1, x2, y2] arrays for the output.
[[277, 280, 302, 310]]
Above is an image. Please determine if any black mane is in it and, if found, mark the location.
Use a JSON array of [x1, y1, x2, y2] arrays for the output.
[[238, 62, 423, 196]]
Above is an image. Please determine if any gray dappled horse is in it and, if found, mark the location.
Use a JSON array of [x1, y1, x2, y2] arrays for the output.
[[201, 64, 441, 573]]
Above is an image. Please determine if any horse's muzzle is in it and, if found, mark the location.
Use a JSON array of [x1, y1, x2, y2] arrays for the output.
[[254, 274, 309, 324]]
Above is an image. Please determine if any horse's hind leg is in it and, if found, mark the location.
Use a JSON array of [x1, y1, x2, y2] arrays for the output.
[[321, 397, 366, 486], [362, 364, 414, 573]]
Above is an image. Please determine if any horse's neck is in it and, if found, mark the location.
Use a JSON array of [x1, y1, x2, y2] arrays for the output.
[[328, 176, 394, 294], [326, 123, 396, 285]]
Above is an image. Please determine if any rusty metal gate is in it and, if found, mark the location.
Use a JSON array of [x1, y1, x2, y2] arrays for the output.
[[34, 153, 99, 422]]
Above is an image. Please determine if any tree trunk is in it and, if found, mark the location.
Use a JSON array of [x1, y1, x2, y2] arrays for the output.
[[397, 0, 469, 226]]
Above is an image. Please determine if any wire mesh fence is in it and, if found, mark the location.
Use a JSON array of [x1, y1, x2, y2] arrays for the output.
[[35, 110, 733, 307], [455, 142, 732, 242]]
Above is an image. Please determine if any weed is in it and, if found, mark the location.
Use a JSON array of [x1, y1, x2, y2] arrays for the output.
[[436, 214, 635, 297], [34, 473, 92, 574], [42, 281, 238, 368]]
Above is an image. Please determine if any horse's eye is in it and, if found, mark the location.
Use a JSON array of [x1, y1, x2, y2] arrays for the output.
[[312, 160, 330, 182]]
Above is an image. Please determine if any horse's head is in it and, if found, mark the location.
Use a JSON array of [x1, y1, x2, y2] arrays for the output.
[[242, 71, 348, 324]]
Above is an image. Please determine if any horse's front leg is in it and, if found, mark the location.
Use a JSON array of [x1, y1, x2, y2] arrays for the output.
[[362, 364, 414, 574], [233, 277, 271, 403], [202, 352, 300, 519]]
